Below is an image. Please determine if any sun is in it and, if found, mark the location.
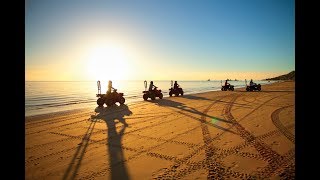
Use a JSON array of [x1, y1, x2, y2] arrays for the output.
[[87, 45, 129, 81]]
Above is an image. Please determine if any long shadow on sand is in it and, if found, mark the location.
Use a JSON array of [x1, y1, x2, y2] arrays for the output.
[[212, 99, 252, 109], [258, 90, 295, 93], [63, 114, 97, 180], [147, 98, 237, 134], [91, 104, 132, 180], [181, 94, 251, 109], [180, 94, 211, 101], [236, 90, 294, 93]]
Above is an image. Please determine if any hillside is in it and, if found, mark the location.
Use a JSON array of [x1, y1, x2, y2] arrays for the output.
[[265, 71, 295, 81]]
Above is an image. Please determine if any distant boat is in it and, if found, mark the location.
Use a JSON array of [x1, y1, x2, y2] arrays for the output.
[[234, 79, 238, 81], [207, 79, 210, 81]]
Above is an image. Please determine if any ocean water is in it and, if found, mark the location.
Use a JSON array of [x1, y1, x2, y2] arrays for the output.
[[25, 80, 275, 117]]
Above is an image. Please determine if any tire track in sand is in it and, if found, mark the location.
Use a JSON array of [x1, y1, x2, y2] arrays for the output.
[[200, 100, 228, 179], [271, 105, 295, 143], [254, 148, 295, 179], [26, 111, 176, 151], [86, 94, 235, 179], [25, 113, 185, 164], [161, 93, 291, 179], [224, 94, 295, 178], [152, 94, 235, 179], [224, 94, 283, 161], [79, 125, 203, 179]]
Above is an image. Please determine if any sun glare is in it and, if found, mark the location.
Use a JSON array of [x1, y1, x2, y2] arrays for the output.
[[87, 45, 129, 81]]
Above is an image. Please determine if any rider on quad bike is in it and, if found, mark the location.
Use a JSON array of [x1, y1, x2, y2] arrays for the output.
[[106, 80, 116, 95], [246, 79, 261, 91], [249, 79, 257, 86], [96, 80, 125, 107], [221, 79, 234, 91], [169, 80, 184, 96], [149, 81, 156, 91], [174, 81, 179, 89], [143, 81, 163, 100], [225, 80, 230, 88]]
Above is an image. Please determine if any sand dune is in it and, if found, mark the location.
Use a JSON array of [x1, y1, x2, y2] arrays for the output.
[[25, 81, 295, 179]]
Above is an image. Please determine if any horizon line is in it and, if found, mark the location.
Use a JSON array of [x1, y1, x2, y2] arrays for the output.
[[25, 79, 272, 82]]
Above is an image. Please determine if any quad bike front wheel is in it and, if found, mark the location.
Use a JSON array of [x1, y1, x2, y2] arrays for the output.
[[257, 87, 261, 91], [169, 91, 173, 97], [231, 87, 234, 91], [119, 97, 125, 104], [143, 94, 148, 100], [159, 93, 163, 99]]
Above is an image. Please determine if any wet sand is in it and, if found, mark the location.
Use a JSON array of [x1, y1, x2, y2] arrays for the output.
[[25, 81, 295, 179]]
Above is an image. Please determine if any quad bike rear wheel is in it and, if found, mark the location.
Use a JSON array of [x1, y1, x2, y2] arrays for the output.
[[97, 98, 104, 106]]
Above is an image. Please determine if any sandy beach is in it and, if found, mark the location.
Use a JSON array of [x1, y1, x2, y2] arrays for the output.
[[25, 81, 295, 179]]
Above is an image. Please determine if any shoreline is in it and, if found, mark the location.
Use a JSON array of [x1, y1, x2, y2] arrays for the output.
[[25, 80, 285, 119]]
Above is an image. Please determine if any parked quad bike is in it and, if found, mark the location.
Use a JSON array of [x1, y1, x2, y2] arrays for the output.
[[143, 87, 163, 100], [96, 81, 125, 107]]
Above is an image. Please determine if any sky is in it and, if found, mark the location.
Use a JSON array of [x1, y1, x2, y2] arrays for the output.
[[25, 0, 294, 81]]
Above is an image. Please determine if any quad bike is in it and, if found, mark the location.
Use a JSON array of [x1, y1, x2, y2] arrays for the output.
[[142, 80, 163, 100], [220, 80, 234, 91], [169, 80, 184, 96], [245, 79, 261, 91], [96, 81, 125, 107]]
